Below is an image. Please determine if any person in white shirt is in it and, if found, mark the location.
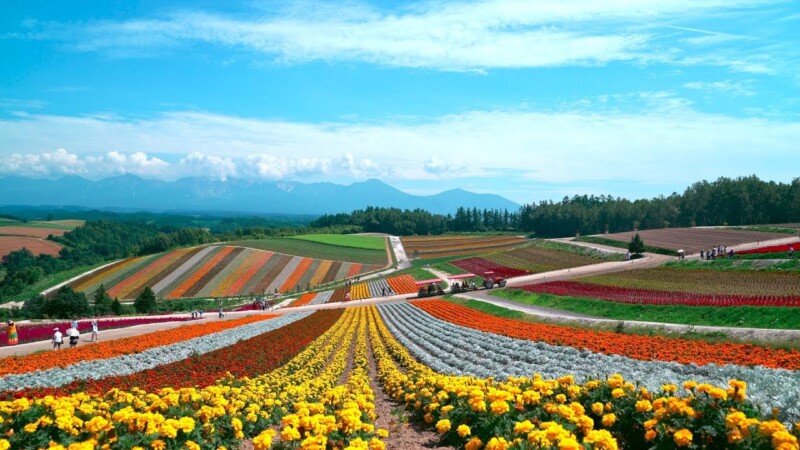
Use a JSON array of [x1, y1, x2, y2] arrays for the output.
[[91, 320, 99, 342], [52, 328, 63, 350]]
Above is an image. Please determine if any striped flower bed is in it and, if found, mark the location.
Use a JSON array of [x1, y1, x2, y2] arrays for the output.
[[70, 245, 383, 300]]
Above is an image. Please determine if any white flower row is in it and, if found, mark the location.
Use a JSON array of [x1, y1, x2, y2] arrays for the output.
[[310, 290, 333, 305], [0, 312, 311, 392], [377, 303, 800, 421]]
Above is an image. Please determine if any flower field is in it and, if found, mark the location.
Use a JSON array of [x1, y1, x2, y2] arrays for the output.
[[0, 316, 196, 347], [0, 300, 798, 449], [401, 235, 528, 259], [739, 240, 800, 255], [522, 280, 800, 307], [71, 245, 383, 300], [578, 266, 800, 297]]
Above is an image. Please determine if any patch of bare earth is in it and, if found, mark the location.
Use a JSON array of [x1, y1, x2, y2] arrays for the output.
[[365, 327, 451, 450]]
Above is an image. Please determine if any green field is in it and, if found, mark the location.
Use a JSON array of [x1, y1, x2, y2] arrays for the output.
[[491, 288, 800, 330], [227, 237, 388, 265], [2, 261, 112, 303], [0, 220, 82, 231], [290, 234, 386, 250], [665, 258, 800, 272]]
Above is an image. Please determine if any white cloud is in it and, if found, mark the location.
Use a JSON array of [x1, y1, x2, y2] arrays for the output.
[[1, 102, 799, 189], [683, 79, 756, 96], [0, 149, 169, 178], [37, 0, 773, 71], [423, 156, 468, 178]]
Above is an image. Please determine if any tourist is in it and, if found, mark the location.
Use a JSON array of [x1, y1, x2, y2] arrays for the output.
[[90, 320, 98, 342], [790, 246, 795, 258], [71, 317, 79, 331], [67, 327, 80, 348], [700, 249, 704, 259], [6, 321, 17, 346], [52, 328, 63, 350]]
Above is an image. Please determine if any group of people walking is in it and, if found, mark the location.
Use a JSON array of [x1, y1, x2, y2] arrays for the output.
[[4, 318, 98, 350], [700, 245, 733, 260]]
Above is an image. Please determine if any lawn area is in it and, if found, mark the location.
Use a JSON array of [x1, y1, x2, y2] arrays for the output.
[[0, 220, 81, 231], [491, 288, 800, 330], [665, 258, 800, 272], [3, 261, 113, 303], [227, 237, 388, 265], [290, 234, 386, 250]]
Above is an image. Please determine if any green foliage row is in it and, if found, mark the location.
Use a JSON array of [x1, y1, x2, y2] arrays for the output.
[[290, 233, 387, 250], [227, 238, 388, 265]]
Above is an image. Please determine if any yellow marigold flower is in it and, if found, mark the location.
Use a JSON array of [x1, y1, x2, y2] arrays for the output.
[[457, 424, 471, 438], [771, 430, 798, 448], [683, 381, 698, 390], [644, 419, 657, 430], [555, 394, 567, 404], [602, 414, 616, 428], [485, 437, 509, 450], [708, 388, 728, 400], [185, 442, 200, 450], [727, 428, 743, 444], [0, 440, 9, 450], [514, 420, 535, 435], [377, 428, 390, 438], [635, 400, 652, 413], [673, 429, 693, 447], [436, 419, 451, 433], [368, 438, 385, 450], [645, 430, 656, 441], [558, 437, 581, 450], [611, 388, 625, 399], [662, 384, 678, 393], [253, 429, 277, 450], [592, 402, 604, 415], [583, 429, 618, 450], [344, 438, 369, 450], [465, 437, 483, 450], [759, 420, 786, 437], [281, 426, 302, 442], [23, 422, 38, 433], [150, 440, 166, 450], [490, 400, 509, 415]]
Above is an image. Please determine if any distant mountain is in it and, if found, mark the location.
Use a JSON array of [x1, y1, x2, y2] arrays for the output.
[[0, 175, 520, 215]]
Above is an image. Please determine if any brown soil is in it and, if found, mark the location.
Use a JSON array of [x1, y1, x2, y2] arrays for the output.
[[0, 226, 67, 238], [0, 236, 62, 258], [601, 228, 789, 253]]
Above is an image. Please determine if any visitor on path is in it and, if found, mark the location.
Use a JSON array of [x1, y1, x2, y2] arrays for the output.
[[6, 321, 17, 346], [90, 320, 98, 342], [52, 328, 63, 350], [790, 246, 795, 258], [71, 317, 78, 331], [345, 292, 351, 302], [67, 327, 80, 348], [381, 287, 387, 297], [218, 308, 225, 319]]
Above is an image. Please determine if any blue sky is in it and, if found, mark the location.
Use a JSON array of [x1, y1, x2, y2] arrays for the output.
[[1, 0, 799, 204]]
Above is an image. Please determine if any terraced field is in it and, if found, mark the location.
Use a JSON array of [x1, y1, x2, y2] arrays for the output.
[[401, 234, 528, 259], [70, 245, 383, 300], [596, 227, 789, 253], [228, 236, 389, 265]]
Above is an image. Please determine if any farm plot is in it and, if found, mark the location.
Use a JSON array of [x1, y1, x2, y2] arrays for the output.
[[0, 303, 797, 450], [228, 236, 389, 265], [401, 234, 527, 259], [522, 280, 800, 307], [579, 266, 800, 297], [70, 245, 383, 300], [597, 227, 788, 253], [0, 226, 68, 238], [738, 239, 800, 255], [0, 236, 62, 258]]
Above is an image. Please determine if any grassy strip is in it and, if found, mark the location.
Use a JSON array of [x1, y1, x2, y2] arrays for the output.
[[227, 238, 387, 265], [491, 288, 800, 330], [574, 235, 679, 256], [0, 222, 75, 231], [443, 296, 800, 350], [665, 258, 800, 272], [290, 233, 387, 250], [3, 261, 114, 303]]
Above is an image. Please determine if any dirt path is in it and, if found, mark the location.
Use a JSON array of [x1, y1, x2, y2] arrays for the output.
[[365, 319, 449, 450]]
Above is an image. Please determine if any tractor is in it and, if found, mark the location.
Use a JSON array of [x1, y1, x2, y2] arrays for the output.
[[482, 271, 507, 289]]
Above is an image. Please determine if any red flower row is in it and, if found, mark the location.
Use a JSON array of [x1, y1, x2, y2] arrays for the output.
[[521, 281, 800, 307], [450, 257, 528, 278]]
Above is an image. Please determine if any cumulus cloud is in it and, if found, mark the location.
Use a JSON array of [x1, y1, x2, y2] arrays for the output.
[[1, 101, 799, 189]]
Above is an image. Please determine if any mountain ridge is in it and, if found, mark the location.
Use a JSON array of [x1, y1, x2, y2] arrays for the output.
[[0, 175, 520, 215]]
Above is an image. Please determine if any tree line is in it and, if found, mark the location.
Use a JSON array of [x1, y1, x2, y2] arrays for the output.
[[311, 176, 800, 238]]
